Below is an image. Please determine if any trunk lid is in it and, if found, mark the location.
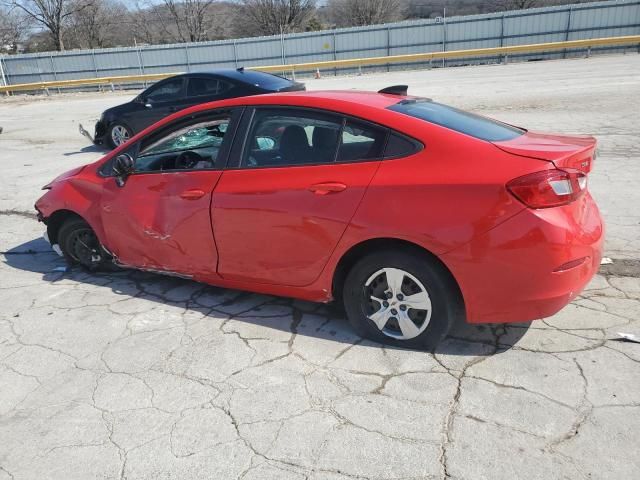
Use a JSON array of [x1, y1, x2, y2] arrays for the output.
[[493, 131, 597, 173]]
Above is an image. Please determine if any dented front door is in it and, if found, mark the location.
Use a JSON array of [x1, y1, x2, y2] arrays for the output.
[[100, 170, 221, 279]]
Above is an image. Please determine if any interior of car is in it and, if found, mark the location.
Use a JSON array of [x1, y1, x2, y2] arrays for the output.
[[116, 109, 396, 176], [244, 113, 386, 168], [134, 120, 228, 172]]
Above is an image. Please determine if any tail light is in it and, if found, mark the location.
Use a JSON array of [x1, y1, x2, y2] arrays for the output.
[[507, 169, 587, 209]]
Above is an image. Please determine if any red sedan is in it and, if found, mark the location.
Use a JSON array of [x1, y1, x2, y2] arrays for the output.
[[35, 87, 603, 349]]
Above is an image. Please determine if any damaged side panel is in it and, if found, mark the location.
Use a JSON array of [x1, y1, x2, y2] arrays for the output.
[[37, 171, 110, 248], [99, 170, 222, 281], [37, 164, 222, 282]]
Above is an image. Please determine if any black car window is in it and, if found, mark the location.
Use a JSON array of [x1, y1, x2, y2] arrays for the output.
[[384, 133, 421, 158], [134, 117, 230, 172], [187, 77, 231, 97], [338, 120, 386, 162], [218, 80, 231, 95], [388, 99, 524, 142], [241, 108, 343, 168], [234, 70, 296, 91], [145, 78, 184, 103]]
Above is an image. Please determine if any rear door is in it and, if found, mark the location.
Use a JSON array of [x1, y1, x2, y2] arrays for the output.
[[212, 107, 386, 287], [184, 76, 233, 107]]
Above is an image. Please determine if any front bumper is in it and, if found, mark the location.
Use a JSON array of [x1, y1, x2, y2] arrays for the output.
[[94, 120, 106, 144], [442, 192, 604, 324], [80, 120, 106, 145]]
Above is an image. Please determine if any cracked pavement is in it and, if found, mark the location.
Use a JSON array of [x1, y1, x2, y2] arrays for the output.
[[1, 55, 639, 479]]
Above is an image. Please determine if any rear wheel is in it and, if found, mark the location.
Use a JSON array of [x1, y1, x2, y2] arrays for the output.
[[58, 218, 109, 270], [343, 250, 461, 350]]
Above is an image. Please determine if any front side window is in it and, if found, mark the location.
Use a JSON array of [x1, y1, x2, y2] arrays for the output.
[[388, 99, 524, 142], [135, 117, 229, 172], [242, 109, 343, 168], [145, 78, 184, 103]]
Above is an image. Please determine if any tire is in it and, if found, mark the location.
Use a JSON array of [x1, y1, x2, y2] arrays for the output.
[[342, 249, 462, 350], [57, 217, 109, 271], [106, 122, 133, 149]]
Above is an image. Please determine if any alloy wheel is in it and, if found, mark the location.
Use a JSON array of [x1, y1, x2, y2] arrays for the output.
[[363, 267, 432, 340], [111, 125, 130, 146]]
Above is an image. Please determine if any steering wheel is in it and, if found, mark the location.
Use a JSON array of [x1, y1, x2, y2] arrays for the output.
[[175, 151, 203, 170]]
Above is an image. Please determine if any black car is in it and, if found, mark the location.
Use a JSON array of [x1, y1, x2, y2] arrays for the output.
[[86, 69, 305, 149]]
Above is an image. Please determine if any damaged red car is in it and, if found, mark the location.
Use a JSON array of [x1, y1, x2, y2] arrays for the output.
[[35, 87, 604, 349]]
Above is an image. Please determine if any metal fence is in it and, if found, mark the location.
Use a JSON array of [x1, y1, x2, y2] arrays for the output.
[[1, 0, 639, 87]]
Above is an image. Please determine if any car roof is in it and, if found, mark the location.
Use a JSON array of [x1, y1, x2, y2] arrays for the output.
[[180, 68, 293, 84], [138, 90, 423, 143], [196, 90, 403, 112]]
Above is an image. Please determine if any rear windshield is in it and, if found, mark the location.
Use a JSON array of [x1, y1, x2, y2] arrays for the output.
[[388, 99, 524, 142], [239, 70, 294, 90]]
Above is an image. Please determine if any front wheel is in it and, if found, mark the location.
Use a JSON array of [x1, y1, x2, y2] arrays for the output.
[[342, 250, 462, 350], [107, 122, 132, 149], [58, 218, 110, 271]]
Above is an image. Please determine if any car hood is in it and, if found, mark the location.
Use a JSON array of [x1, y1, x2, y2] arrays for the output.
[[101, 101, 134, 120], [43, 165, 86, 189]]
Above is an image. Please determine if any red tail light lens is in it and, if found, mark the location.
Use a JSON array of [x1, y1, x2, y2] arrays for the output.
[[507, 169, 587, 209]]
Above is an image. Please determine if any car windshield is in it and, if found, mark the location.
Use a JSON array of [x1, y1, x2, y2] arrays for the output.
[[388, 99, 525, 142]]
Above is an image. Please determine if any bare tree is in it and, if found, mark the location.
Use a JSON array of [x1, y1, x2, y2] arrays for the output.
[[5, 0, 95, 50], [237, 0, 316, 36], [406, 0, 590, 19], [491, 0, 540, 10], [326, 0, 406, 27], [128, 1, 168, 45], [66, 0, 129, 48], [161, 0, 218, 42], [0, 5, 29, 51]]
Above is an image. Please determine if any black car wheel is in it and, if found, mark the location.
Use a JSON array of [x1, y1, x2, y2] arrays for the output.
[[107, 123, 133, 149], [342, 250, 462, 350], [58, 218, 109, 271]]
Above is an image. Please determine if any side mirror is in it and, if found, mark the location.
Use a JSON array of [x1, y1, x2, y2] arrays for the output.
[[113, 153, 134, 187], [144, 98, 153, 108]]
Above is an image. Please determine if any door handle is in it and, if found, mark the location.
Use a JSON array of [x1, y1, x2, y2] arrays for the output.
[[180, 189, 206, 200], [308, 182, 347, 195], [169, 106, 179, 112]]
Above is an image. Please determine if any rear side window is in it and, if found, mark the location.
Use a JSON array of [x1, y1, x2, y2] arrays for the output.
[[338, 120, 386, 162], [242, 108, 343, 168], [188, 77, 231, 97], [388, 99, 524, 142], [384, 133, 420, 158]]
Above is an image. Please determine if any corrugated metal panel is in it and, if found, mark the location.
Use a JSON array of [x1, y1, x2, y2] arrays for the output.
[[1, 0, 638, 87], [187, 43, 236, 69], [235, 37, 281, 65]]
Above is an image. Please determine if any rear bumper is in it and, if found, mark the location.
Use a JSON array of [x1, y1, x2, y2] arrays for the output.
[[442, 192, 604, 324]]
